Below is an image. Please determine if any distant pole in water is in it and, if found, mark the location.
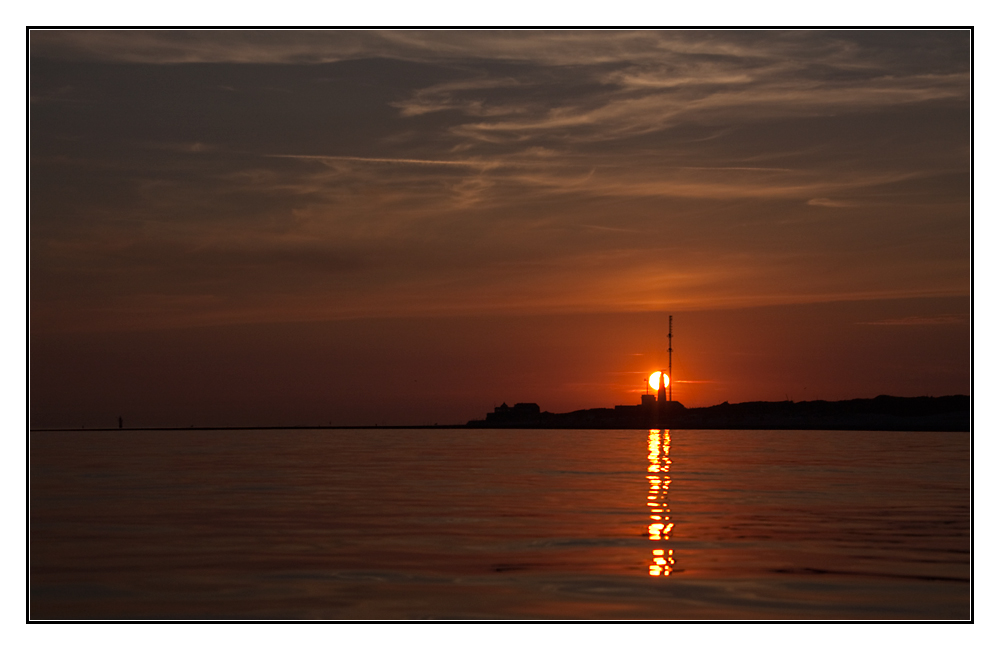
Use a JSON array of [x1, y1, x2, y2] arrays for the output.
[[668, 315, 673, 402], [118, 415, 122, 429]]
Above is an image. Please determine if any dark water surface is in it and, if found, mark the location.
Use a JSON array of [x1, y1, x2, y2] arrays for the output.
[[30, 429, 969, 619]]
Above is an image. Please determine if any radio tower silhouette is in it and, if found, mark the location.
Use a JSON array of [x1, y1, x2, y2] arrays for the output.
[[668, 315, 673, 402]]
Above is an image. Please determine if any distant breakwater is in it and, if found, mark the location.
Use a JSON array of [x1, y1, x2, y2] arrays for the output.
[[31, 395, 971, 432]]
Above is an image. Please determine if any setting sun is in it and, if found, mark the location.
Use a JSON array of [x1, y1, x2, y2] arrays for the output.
[[648, 371, 670, 391]]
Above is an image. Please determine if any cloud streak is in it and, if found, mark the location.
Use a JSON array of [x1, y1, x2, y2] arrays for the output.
[[859, 315, 967, 326], [268, 154, 498, 167]]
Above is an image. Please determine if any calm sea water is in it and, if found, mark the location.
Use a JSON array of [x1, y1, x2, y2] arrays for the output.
[[30, 429, 969, 619]]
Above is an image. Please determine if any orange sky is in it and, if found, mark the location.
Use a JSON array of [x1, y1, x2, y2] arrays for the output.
[[30, 31, 970, 427]]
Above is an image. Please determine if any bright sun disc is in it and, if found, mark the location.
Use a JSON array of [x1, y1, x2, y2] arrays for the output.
[[648, 371, 670, 391]]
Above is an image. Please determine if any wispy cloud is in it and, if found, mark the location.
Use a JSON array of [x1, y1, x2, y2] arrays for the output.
[[267, 153, 499, 168], [808, 198, 857, 208], [435, 72, 968, 146], [859, 315, 967, 326]]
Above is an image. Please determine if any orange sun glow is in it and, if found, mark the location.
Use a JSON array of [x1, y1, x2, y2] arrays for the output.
[[648, 371, 669, 391]]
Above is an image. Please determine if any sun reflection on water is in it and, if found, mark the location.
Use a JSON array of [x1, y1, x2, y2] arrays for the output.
[[646, 429, 675, 577]]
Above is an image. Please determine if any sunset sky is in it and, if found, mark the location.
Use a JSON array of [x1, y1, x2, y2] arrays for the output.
[[29, 30, 970, 427]]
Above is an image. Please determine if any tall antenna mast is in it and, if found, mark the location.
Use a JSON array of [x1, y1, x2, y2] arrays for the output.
[[668, 315, 673, 402]]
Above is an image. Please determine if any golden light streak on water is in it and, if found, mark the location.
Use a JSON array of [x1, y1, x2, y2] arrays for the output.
[[646, 429, 675, 576]]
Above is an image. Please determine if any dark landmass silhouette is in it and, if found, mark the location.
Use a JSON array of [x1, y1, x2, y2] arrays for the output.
[[31, 395, 970, 432], [466, 395, 970, 431]]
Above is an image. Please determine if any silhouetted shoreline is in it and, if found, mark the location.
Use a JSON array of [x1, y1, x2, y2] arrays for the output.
[[466, 395, 971, 432], [31, 395, 970, 432]]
